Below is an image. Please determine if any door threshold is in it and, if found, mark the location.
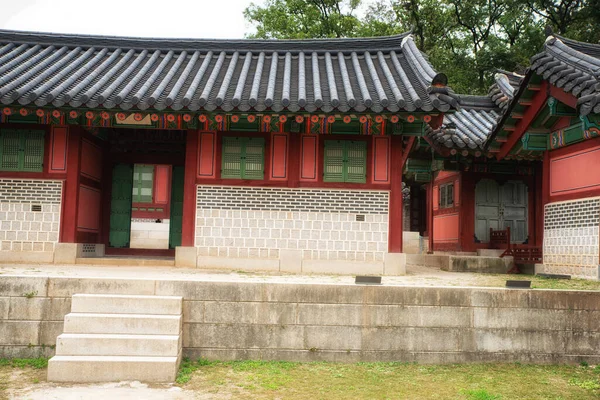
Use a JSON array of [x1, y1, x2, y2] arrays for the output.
[[104, 248, 175, 257]]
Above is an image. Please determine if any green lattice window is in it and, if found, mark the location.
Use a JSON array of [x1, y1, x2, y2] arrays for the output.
[[132, 164, 154, 203], [221, 137, 264, 180], [0, 129, 45, 172], [323, 140, 367, 183]]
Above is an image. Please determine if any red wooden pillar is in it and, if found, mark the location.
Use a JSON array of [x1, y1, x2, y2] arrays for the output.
[[287, 132, 300, 188], [181, 130, 199, 247], [427, 181, 434, 254], [388, 135, 403, 253], [60, 126, 81, 243]]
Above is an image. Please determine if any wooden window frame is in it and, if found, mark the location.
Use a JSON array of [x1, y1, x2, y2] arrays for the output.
[[439, 182, 455, 208], [221, 136, 265, 180], [0, 129, 45, 172], [323, 139, 367, 183]]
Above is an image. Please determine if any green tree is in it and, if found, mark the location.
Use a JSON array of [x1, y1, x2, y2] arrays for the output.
[[244, 0, 363, 39], [243, 0, 595, 94]]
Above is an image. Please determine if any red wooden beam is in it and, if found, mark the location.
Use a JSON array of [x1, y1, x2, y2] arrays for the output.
[[497, 81, 548, 160], [549, 85, 577, 109], [400, 136, 416, 168]]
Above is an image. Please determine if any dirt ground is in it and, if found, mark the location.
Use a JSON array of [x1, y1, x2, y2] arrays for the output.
[[1, 262, 599, 290]]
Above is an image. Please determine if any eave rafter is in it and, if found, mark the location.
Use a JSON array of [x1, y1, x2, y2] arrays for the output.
[[496, 80, 549, 160]]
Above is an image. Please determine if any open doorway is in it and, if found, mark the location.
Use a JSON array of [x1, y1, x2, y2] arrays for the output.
[[104, 128, 186, 256], [108, 164, 184, 251]]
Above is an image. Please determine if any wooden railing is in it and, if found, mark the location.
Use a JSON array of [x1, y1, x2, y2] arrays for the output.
[[489, 227, 543, 273]]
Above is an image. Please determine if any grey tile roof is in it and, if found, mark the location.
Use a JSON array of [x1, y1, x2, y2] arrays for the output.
[[488, 70, 523, 109], [425, 95, 500, 150], [0, 30, 460, 114], [425, 72, 522, 150], [530, 34, 600, 115]]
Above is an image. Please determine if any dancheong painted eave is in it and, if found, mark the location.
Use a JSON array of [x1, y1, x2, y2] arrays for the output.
[[530, 33, 600, 115], [0, 29, 460, 114]]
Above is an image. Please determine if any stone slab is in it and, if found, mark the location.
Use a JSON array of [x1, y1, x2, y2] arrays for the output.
[[55, 333, 181, 357], [302, 259, 383, 275], [196, 256, 280, 272], [175, 247, 197, 268], [71, 294, 182, 316], [47, 355, 180, 383]]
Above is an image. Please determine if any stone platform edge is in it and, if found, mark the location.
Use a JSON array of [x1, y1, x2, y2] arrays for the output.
[[1, 275, 599, 364]]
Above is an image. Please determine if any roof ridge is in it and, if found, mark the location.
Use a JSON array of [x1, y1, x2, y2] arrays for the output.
[[0, 29, 412, 53]]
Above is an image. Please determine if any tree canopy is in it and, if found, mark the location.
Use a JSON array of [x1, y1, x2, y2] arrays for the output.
[[244, 0, 600, 94]]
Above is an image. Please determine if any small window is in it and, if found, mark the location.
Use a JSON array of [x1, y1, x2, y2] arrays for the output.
[[323, 140, 367, 183], [0, 129, 45, 172], [439, 183, 455, 208], [221, 137, 265, 180], [132, 164, 154, 203]]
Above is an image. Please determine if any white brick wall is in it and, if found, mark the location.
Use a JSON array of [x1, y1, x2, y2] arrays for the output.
[[195, 186, 389, 261], [0, 179, 63, 253], [543, 197, 600, 279]]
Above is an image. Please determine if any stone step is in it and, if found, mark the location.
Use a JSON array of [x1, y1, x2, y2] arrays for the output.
[[47, 355, 180, 383], [55, 333, 180, 357], [75, 257, 175, 267], [63, 313, 181, 335], [71, 294, 182, 315]]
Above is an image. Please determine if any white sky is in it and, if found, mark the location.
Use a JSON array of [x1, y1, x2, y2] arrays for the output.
[[0, 0, 258, 39]]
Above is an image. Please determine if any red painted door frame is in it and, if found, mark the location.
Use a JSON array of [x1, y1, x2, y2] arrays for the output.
[[388, 135, 403, 253]]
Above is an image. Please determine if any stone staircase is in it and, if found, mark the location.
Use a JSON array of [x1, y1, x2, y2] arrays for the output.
[[47, 294, 183, 383]]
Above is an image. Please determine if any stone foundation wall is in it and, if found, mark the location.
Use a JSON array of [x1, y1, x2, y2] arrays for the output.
[[195, 186, 389, 262], [130, 219, 170, 250], [0, 179, 62, 261], [2, 276, 600, 364], [542, 197, 600, 279]]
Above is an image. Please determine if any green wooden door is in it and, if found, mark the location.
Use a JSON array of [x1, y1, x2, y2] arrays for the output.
[[109, 164, 134, 248], [169, 166, 184, 249]]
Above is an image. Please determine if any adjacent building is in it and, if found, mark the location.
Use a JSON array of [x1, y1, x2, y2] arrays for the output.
[[0, 28, 597, 278]]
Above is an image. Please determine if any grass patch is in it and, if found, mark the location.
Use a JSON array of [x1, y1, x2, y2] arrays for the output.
[[0, 358, 48, 369], [477, 274, 600, 291], [178, 360, 600, 399]]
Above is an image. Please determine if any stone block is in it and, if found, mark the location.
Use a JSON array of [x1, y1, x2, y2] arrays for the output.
[[0, 297, 8, 319], [158, 280, 268, 302], [0, 321, 40, 345], [64, 313, 182, 335], [8, 297, 50, 320], [53, 243, 78, 264], [279, 249, 302, 273], [446, 255, 513, 273], [71, 294, 182, 315], [302, 259, 384, 275], [406, 254, 450, 269], [182, 301, 204, 323], [0, 276, 48, 297], [184, 323, 304, 349], [383, 252, 406, 275], [304, 326, 362, 351], [477, 249, 506, 257], [203, 301, 296, 325], [0, 251, 54, 263], [47, 355, 180, 383], [48, 277, 156, 297], [196, 256, 279, 272], [40, 321, 64, 346], [55, 333, 181, 357], [175, 246, 198, 268]]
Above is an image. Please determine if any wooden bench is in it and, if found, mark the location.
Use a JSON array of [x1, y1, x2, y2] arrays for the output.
[[489, 227, 543, 274]]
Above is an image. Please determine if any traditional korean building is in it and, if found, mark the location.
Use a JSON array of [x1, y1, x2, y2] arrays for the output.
[[413, 31, 600, 279], [0, 29, 459, 274]]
